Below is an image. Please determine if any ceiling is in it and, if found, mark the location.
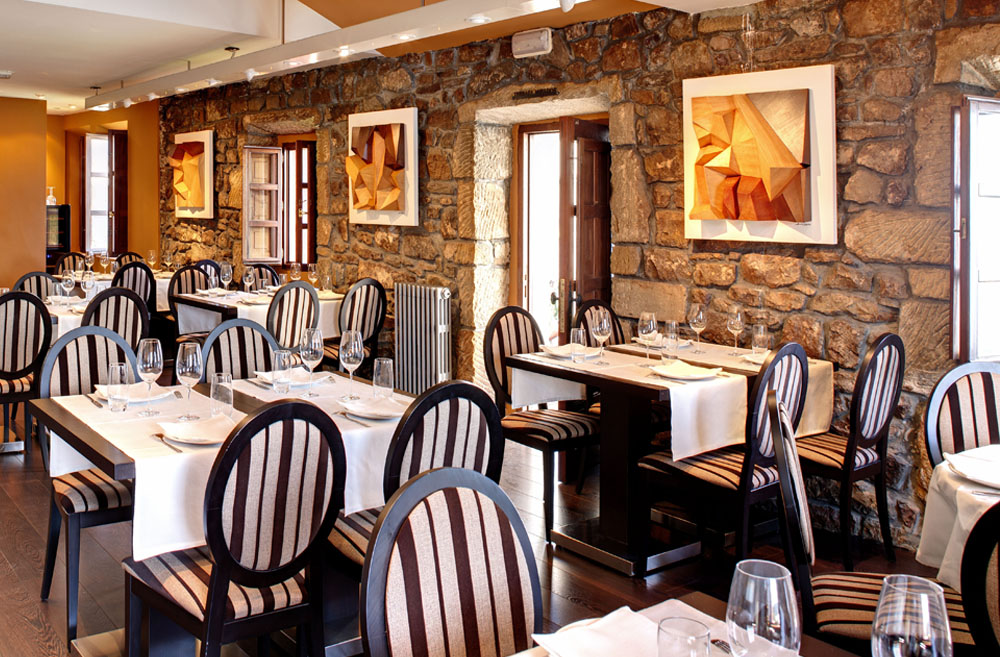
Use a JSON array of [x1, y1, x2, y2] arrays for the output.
[[0, 0, 755, 115]]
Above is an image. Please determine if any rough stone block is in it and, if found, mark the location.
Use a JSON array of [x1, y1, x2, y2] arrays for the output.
[[474, 181, 509, 241], [899, 300, 951, 369], [781, 315, 825, 358], [693, 262, 736, 286], [612, 278, 686, 321], [609, 103, 637, 146], [934, 23, 1000, 84], [908, 267, 950, 300], [644, 248, 691, 281], [827, 319, 867, 368], [611, 245, 642, 275], [611, 149, 652, 243], [843, 0, 904, 37], [844, 208, 950, 264], [825, 262, 874, 291], [655, 209, 685, 247], [741, 253, 801, 288], [844, 169, 883, 204], [765, 289, 807, 311], [474, 124, 512, 181], [915, 90, 961, 208]]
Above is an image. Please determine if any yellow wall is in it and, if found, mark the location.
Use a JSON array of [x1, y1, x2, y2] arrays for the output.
[[0, 98, 47, 287], [45, 115, 66, 206]]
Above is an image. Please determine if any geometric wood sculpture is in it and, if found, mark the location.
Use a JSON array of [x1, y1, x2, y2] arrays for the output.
[[168, 141, 206, 209], [689, 88, 810, 223], [347, 123, 405, 212]]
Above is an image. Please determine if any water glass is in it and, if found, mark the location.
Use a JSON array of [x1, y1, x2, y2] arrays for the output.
[[300, 328, 324, 398], [373, 358, 394, 399], [658, 617, 710, 657], [872, 575, 953, 657], [307, 264, 319, 286], [107, 362, 130, 413], [278, 273, 288, 286], [727, 306, 745, 356], [81, 271, 95, 299], [137, 339, 163, 417], [752, 324, 769, 355], [590, 308, 612, 365], [661, 320, 679, 360], [289, 263, 302, 281], [242, 267, 256, 292], [321, 274, 332, 292], [147, 250, 157, 269], [339, 330, 365, 401], [175, 342, 203, 421], [272, 350, 293, 395], [570, 327, 587, 363], [219, 261, 233, 290], [726, 559, 801, 657], [638, 311, 657, 364], [210, 373, 234, 418]]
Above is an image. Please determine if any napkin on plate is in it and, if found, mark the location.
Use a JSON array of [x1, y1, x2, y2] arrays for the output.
[[255, 369, 332, 386], [541, 344, 600, 359], [157, 414, 237, 445], [651, 360, 722, 380], [340, 396, 408, 419], [945, 445, 1000, 489], [532, 607, 657, 657], [239, 295, 271, 305], [94, 382, 174, 403]]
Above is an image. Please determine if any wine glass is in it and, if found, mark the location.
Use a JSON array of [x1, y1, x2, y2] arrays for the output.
[[637, 311, 658, 365], [590, 308, 612, 366], [339, 330, 364, 401], [300, 328, 324, 398], [81, 271, 95, 300], [147, 250, 157, 269], [289, 263, 302, 281], [136, 338, 163, 417], [219, 262, 233, 291], [727, 306, 744, 356], [307, 264, 318, 287], [872, 575, 953, 657], [242, 267, 255, 293], [163, 251, 173, 272], [688, 303, 707, 354], [726, 559, 801, 657], [175, 342, 203, 421], [59, 273, 75, 299], [100, 252, 109, 273], [74, 260, 85, 283], [84, 251, 94, 272]]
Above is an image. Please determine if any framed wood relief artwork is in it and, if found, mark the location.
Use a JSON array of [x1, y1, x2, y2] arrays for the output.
[[170, 130, 214, 219], [347, 107, 419, 226], [682, 64, 836, 244]]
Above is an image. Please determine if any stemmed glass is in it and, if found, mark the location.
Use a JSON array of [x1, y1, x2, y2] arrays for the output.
[[307, 264, 318, 287], [727, 306, 744, 356], [147, 250, 157, 269], [175, 343, 203, 421], [100, 252, 109, 273], [300, 328, 324, 398], [81, 271, 95, 300], [59, 273, 75, 299], [637, 311, 658, 365], [726, 559, 801, 657], [219, 262, 233, 291], [136, 339, 163, 417], [74, 261, 85, 283], [688, 303, 707, 354], [163, 251, 173, 272], [339, 330, 364, 401], [590, 309, 612, 366], [289, 263, 302, 281], [242, 267, 255, 293], [872, 575, 953, 657], [85, 251, 94, 272]]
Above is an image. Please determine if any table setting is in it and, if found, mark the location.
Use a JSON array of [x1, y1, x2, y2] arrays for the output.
[[174, 287, 344, 336]]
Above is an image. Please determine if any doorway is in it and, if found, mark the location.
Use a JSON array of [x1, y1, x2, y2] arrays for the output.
[[514, 115, 611, 344], [83, 130, 127, 254]]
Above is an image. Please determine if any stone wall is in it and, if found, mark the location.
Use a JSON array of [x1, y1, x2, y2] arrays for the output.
[[158, 0, 1000, 549]]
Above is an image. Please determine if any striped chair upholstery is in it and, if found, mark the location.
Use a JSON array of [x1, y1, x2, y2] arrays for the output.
[[795, 433, 878, 470], [329, 381, 505, 565], [361, 469, 541, 657], [250, 264, 278, 291], [0, 291, 51, 394], [322, 341, 372, 363], [13, 271, 59, 300], [111, 261, 155, 311], [266, 282, 319, 350], [167, 264, 212, 317], [115, 251, 144, 267], [52, 468, 132, 514], [201, 319, 278, 382], [573, 299, 627, 347], [640, 445, 780, 491], [81, 288, 148, 351], [41, 327, 135, 398], [55, 252, 85, 275], [926, 362, 1000, 466], [195, 259, 221, 287], [325, 278, 386, 370]]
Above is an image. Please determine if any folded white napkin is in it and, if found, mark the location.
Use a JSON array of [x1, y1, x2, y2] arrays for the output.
[[632, 335, 693, 349], [239, 295, 270, 305], [255, 369, 332, 386], [533, 607, 657, 657], [196, 287, 230, 297], [95, 382, 174, 403], [742, 351, 770, 365], [652, 360, 722, 380], [340, 396, 408, 419], [541, 344, 600, 359], [945, 445, 1000, 489], [157, 415, 237, 445], [46, 294, 76, 305]]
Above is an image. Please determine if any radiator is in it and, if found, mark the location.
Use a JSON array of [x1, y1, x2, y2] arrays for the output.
[[394, 283, 452, 395]]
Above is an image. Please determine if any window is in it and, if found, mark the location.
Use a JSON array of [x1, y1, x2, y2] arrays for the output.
[[85, 134, 109, 253], [242, 141, 316, 265]]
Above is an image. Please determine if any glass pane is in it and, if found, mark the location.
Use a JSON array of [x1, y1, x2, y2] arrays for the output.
[[89, 176, 108, 212], [525, 131, 561, 343], [88, 135, 109, 175], [88, 211, 109, 252]]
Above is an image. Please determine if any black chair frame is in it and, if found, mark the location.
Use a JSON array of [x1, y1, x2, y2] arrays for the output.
[[572, 298, 627, 347], [81, 287, 150, 350], [925, 360, 1000, 467], [266, 281, 320, 351], [115, 251, 145, 266], [199, 318, 280, 383], [0, 291, 52, 455], [13, 271, 60, 299], [249, 264, 279, 291], [195, 259, 222, 286], [112, 260, 156, 313], [960, 502, 1000, 653], [167, 264, 213, 320], [54, 251, 86, 274], [329, 277, 387, 373]]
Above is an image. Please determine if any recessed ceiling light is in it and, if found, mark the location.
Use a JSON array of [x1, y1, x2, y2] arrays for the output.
[[35, 93, 46, 99], [207, 78, 221, 86], [147, 93, 158, 101], [338, 46, 353, 57], [396, 33, 416, 41], [466, 15, 491, 24], [122, 98, 132, 108], [245, 68, 258, 81], [175, 87, 188, 93], [69, 104, 77, 109]]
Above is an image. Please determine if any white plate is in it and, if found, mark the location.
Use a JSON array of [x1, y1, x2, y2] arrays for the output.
[[651, 361, 722, 380], [945, 445, 1000, 489], [94, 383, 175, 403], [340, 397, 408, 420], [158, 415, 237, 445], [540, 345, 601, 360]]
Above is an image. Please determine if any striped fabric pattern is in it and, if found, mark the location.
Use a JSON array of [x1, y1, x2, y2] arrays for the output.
[[0, 296, 47, 374], [937, 371, 1000, 457], [83, 293, 146, 350], [857, 343, 903, 441], [15, 272, 58, 299], [322, 342, 371, 362], [811, 571, 973, 645], [112, 262, 154, 308], [796, 432, 879, 471], [116, 252, 143, 266], [329, 507, 379, 566], [342, 282, 383, 341], [754, 353, 807, 459], [502, 409, 599, 443], [383, 487, 536, 657], [56, 252, 85, 275], [171, 267, 211, 297], [53, 468, 132, 514], [577, 305, 626, 347], [0, 374, 32, 394], [123, 545, 306, 622], [220, 418, 335, 571], [268, 286, 318, 350], [44, 334, 130, 397], [489, 311, 541, 397], [639, 446, 778, 491], [397, 397, 493, 483], [204, 324, 274, 380], [251, 265, 277, 291]]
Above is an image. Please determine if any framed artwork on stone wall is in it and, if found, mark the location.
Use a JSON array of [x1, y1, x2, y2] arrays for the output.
[[171, 129, 214, 219], [347, 107, 419, 226], [682, 64, 837, 244]]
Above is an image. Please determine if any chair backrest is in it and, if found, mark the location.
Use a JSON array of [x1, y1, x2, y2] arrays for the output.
[[339, 278, 387, 348], [195, 259, 221, 287], [201, 319, 279, 382], [266, 281, 319, 350], [925, 361, 1000, 467], [167, 264, 212, 317], [81, 287, 149, 351], [204, 400, 346, 588], [55, 251, 85, 275], [960, 502, 1000, 653], [39, 326, 138, 398], [250, 264, 278, 291], [115, 251, 144, 267], [361, 468, 542, 657], [745, 341, 809, 469], [573, 299, 627, 347], [845, 333, 905, 451], [112, 261, 155, 311], [483, 306, 544, 408], [13, 271, 59, 300], [383, 380, 505, 499], [0, 291, 52, 380]]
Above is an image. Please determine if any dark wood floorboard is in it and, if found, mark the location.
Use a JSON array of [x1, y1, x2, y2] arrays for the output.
[[0, 413, 932, 656]]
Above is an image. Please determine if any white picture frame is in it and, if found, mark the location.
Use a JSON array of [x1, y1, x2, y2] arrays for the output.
[[173, 129, 214, 219], [348, 107, 419, 226], [682, 64, 837, 244]]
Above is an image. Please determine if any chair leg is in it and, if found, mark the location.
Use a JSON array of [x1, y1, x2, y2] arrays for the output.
[[875, 473, 896, 563], [574, 447, 588, 495], [736, 503, 751, 560], [39, 427, 50, 472], [543, 450, 555, 543], [2, 402, 9, 444], [839, 480, 854, 571], [40, 496, 61, 600], [22, 403, 31, 455], [65, 513, 81, 646], [257, 634, 272, 657], [295, 625, 308, 657], [125, 575, 143, 657]]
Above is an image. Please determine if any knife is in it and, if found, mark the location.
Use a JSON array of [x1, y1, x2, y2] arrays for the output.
[[86, 393, 105, 408]]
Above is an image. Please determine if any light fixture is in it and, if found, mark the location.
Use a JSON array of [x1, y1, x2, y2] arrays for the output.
[[122, 98, 132, 108], [175, 87, 188, 93], [560, 0, 575, 11], [93, 104, 110, 112], [35, 93, 45, 99], [207, 78, 221, 86], [245, 68, 258, 81], [396, 33, 416, 41], [147, 92, 159, 101], [69, 104, 77, 109], [466, 15, 491, 24], [338, 45, 353, 57]]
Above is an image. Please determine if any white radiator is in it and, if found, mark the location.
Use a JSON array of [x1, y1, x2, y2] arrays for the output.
[[394, 283, 452, 395]]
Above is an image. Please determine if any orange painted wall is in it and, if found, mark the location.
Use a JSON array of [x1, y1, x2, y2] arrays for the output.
[[46, 115, 66, 206], [0, 98, 47, 287]]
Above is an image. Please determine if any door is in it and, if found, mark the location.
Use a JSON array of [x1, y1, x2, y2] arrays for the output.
[[571, 118, 612, 305], [108, 129, 128, 254]]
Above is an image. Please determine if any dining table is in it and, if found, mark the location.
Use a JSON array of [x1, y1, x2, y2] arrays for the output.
[[46, 271, 172, 339], [173, 288, 344, 338]]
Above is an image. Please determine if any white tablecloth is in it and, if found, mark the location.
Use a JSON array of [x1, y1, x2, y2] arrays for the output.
[[510, 350, 747, 460], [47, 302, 87, 340], [175, 291, 343, 338]]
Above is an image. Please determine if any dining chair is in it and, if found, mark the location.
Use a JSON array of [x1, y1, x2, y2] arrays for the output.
[[112, 260, 155, 313], [925, 360, 1000, 467], [322, 277, 386, 373], [360, 468, 541, 657], [796, 333, 904, 570], [769, 391, 974, 649], [266, 281, 319, 351], [249, 263, 279, 291], [638, 341, 808, 559], [195, 258, 222, 287], [483, 305, 600, 541], [81, 287, 149, 351], [328, 380, 504, 568], [201, 318, 279, 382], [122, 400, 346, 657], [0, 291, 52, 457], [13, 271, 60, 300], [38, 325, 137, 646], [54, 251, 86, 275], [115, 251, 144, 267], [167, 264, 213, 345], [960, 502, 1000, 653]]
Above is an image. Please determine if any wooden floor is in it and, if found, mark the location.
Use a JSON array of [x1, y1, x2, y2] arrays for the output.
[[0, 414, 934, 657]]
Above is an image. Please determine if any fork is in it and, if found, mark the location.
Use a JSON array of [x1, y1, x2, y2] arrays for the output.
[[333, 411, 373, 428], [152, 433, 183, 453], [711, 638, 733, 654]]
